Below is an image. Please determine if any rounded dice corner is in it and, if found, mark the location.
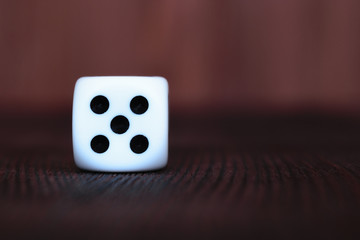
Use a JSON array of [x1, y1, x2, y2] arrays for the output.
[[153, 76, 169, 93], [74, 76, 90, 89]]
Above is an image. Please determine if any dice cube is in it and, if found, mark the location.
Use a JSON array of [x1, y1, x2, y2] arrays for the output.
[[72, 76, 168, 172]]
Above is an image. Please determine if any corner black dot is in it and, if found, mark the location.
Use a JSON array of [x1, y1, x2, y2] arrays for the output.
[[90, 95, 109, 114], [130, 96, 149, 114], [111, 115, 129, 134], [91, 135, 109, 153], [130, 135, 149, 154]]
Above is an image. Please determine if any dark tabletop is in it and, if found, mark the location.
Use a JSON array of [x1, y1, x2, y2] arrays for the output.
[[0, 112, 360, 240]]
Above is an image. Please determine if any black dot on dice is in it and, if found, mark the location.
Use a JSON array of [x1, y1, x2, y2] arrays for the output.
[[130, 135, 149, 154], [90, 95, 109, 114], [130, 96, 149, 114], [111, 115, 130, 134], [91, 135, 109, 153]]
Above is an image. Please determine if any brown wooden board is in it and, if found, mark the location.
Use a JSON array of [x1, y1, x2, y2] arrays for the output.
[[0, 113, 360, 239]]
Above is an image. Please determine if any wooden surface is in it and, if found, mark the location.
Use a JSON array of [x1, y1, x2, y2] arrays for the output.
[[1, 112, 360, 239]]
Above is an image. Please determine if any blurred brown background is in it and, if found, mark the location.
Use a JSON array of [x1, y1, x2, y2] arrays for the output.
[[1, 0, 360, 114]]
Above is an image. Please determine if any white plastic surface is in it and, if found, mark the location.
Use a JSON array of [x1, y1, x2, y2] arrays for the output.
[[72, 76, 168, 172]]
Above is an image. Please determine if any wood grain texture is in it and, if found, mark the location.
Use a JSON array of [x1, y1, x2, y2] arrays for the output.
[[0, 113, 360, 239]]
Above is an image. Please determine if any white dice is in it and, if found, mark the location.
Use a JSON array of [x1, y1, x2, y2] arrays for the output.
[[72, 76, 169, 172]]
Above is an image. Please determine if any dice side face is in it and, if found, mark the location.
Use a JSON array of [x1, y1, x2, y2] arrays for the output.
[[72, 76, 168, 172]]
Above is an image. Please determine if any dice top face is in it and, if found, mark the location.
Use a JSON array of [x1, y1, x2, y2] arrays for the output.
[[72, 76, 168, 172]]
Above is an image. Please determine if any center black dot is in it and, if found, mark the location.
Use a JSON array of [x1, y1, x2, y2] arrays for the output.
[[90, 95, 109, 114], [111, 115, 130, 134], [91, 135, 109, 153], [130, 135, 149, 154]]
